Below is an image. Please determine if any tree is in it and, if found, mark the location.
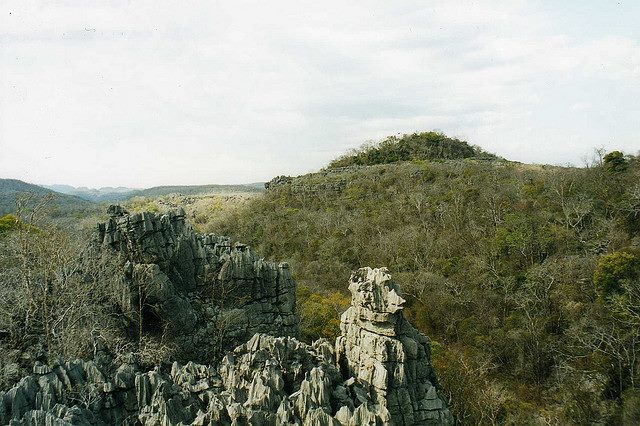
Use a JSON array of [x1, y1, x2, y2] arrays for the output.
[[593, 251, 638, 296], [0, 193, 122, 363], [604, 151, 628, 174]]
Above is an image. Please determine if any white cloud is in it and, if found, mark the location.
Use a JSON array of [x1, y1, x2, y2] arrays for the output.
[[0, 1, 638, 187]]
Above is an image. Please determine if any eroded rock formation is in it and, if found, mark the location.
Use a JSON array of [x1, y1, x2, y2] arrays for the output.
[[0, 335, 392, 425], [95, 206, 298, 361], [337, 267, 452, 425], [1, 208, 452, 425], [1, 267, 452, 425]]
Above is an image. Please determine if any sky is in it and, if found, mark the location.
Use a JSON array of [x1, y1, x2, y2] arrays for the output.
[[1, 1, 639, 188]]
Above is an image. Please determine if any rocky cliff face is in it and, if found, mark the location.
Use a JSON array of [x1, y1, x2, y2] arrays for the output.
[[0, 267, 452, 425], [1, 208, 452, 425], [95, 206, 298, 361], [337, 268, 451, 425]]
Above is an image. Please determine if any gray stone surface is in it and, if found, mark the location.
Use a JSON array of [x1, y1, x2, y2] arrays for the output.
[[336, 267, 454, 425], [0, 335, 390, 425], [1, 248, 453, 424], [95, 206, 299, 361]]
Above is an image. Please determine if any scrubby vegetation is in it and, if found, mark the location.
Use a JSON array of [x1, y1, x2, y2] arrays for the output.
[[0, 196, 127, 388], [203, 135, 640, 424], [327, 131, 497, 169], [1, 131, 638, 424]]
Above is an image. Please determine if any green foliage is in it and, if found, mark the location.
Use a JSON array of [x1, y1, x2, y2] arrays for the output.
[[205, 141, 639, 423], [604, 151, 628, 174], [298, 284, 350, 341], [0, 214, 19, 234], [328, 131, 497, 169], [125, 197, 162, 213], [622, 388, 640, 425], [431, 343, 507, 423], [593, 251, 638, 296]]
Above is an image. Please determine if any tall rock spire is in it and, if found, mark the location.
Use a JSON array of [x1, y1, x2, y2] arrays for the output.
[[336, 267, 453, 425]]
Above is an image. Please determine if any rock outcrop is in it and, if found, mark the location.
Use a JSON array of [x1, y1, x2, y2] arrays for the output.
[[94, 206, 298, 361], [0, 335, 392, 425], [2, 206, 452, 424], [337, 267, 453, 425], [1, 266, 452, 425]]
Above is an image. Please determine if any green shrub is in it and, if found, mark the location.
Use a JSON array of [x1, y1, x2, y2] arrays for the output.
[[328, 131, 497, 169], [0, 214, 19, 234], [603, 151, 628, 174], [298, 284, 350, 341], [593, 251, 638, 296]]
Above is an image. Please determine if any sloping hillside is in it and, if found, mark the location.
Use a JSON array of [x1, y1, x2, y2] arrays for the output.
[[0, 179, 95, 216], [206, 137, 640, 424]]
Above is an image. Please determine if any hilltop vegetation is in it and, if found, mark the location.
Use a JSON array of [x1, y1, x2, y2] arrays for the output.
[[204, 136, 640, 424], [328, 131, 498, 169]]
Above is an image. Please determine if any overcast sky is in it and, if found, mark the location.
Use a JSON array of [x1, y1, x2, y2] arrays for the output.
[[1, 1, 639, 188]]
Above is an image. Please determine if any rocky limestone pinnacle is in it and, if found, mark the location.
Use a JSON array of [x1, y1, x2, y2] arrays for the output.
[[337, 267, 453, 425], [95, 206, 299, 361], [1, 207, 454, 424]]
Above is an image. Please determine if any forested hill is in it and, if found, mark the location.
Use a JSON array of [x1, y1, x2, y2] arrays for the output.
[[327, 131, 499, 169], [0, 178, 94, 216], [207, 135, 640, 424]]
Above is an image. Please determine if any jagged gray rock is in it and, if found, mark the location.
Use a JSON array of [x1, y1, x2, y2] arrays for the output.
[[0, 335, 388, 425], [336, 267, 453, 425], [94, 206, 299, 361], [1, 262, 453, 425]]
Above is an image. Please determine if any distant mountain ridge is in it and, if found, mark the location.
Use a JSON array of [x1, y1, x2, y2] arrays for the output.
[[0, 179, 94, 216], [1, 179, 266, 215], [42, 183, 265, 202], [44, 185, 138, 202]]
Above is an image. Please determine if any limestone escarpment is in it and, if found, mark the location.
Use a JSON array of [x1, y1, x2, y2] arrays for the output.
[[95, 206, 298, 361], [337, 267, 453, 425]]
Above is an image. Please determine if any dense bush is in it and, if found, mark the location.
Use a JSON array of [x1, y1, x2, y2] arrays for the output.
[[327, 131, 497, 169], [207, 144, 640, 423], [604, 150, 629, 174], [297, 284, 350, 341], [593, 251, 638, 296], [0, 214, 18, 233]]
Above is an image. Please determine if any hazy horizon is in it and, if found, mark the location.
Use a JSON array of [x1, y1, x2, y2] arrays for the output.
[[2, 1, 639, 188]]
